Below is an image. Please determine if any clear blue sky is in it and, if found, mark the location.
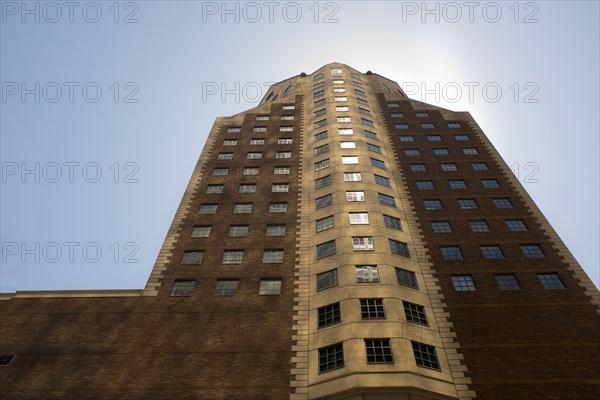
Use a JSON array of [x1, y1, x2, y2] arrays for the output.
[[1, 1, 598, 292]]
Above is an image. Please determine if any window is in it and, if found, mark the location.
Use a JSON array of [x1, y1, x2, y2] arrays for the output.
[[441, 246, 464, 260], [351, 72, 361, 80], [458, 199, 478, 209], [356, 97, 369, 106], [284, 85, 293, 96], [316, 216, 335, 232], [364, 130, 378, 140], [495, 274, 521, 290], [217, 153, 233, 160], [315, 108, 326, 117], [334, 96, 348, 102], [423, 199, 443, 210], [239, 184, 256, 193], [253, 126, 267, 133], [471, 162, 489, 171], [346, 191, 365, 202], [171, 280, 195, 297], [367, 143, 382, 154], [315, 131, 328, 141], [365, 339, 394, 363], [315, 159, 330, 171], [470, 221, 490, 232], [493, 198, 513, 208], [243, 167, 260, 176], [374, 175, 391, 187], [250, 138, 265, 145], [388, 103, 400, 108], [338, 128, 354, 135], [451, 275, 476, 291], [314, 73, 324, 81], [318, 303, 341, 328], [316, 194, 333, 209], [315, 144, 329, 155], [537, 273, 565, 289], [404, 149, 420, 156], [314, 90, 325, 98], [352, 236, 374, 251], [353, 81, 364, 88], [454, 134, 470, 141], [227, 127, 241, 133], [274, 166, 291, 175], [315, 175, 332, 189], [449, 180, 467, 189], [272, 183, 289, 193], [383, 214, 402, 230], [282, 105, 295, 110], [182, 251, 204, 264], [269, 202, 287, 213], [421, 123, 435, 129], [214, 280, 238, 296], [337, 116, 351, 122], [395, 123, 409, 129], [281, 115, 294, 120], [463, 148, 479, 155], [199, 204, 218, 214], [361, 298, 386, 319], [391, 112, 404, 118], [389, 239, 410, 257], [411, 164, 427, 172], [359, 108, 371, 115], [431, 221, 452, 233], [316, 241, 337, 259], [416, 112, 429, 117], [344, 172, 362, 182], [0, 355, 14, 366], [440, 163, 458, 171], [448, 122, 462, 128], [355, 89, 366, 97], [276, 151, 292, 159], [427, 135, 442, 142], [314, 119, 327, 128], [378, 193, 396, 207], [317, 268, 338, 290], [399, 135, 415, 142], [403, 301, 428, 325], [206, 184, 224, 194], [262, 249, 284, 263], [349, 212, 369, 225], [417, 181, 434, 190], [259, 279, 282, 295], [191, 226, 211, 238], [521, 244, 545, 258], [336, 106, 349, 112], [412, 342, 440, 370], [506, 220, 528, 232], [343, 156, 359, 165], [256, 115, 269, 121], [222, 250, 243, 264], [223, 139, 237, 146], [319, 343, 344, 373], [278, 138, 293, 145], [331, 68, 343, 77], [433, 148, 449, 156], [482, 179, 500, 188], [229, 225, 249, 237], [481, 245, 504, 259], [234, 203, 253, 213], [370, 158, 385, 169], [247, 152, 262, 160], [361, 118, 374, 127], [396, 268, 419, 289], [356, 265, 380, 283], [340, 141, 356, 149]]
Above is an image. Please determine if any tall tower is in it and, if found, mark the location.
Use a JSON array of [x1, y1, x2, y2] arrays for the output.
[[1, 63, 598, 399]]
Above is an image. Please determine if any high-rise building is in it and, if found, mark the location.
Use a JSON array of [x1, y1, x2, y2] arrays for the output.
[[1, 63, 598, 400]]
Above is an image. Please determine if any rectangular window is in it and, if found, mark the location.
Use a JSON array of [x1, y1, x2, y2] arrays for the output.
[[259, 279, 282, 295], [388, 103, 400, 108], [493, 198, 513, 208], [331, 68, 343, 77], [346, 191, 365, 202], [281, 115, 294, 120], [367, 143, 382, 154], [315, 159, 330, 171], [370, 158, 385, 169], [427, 135, 442, 142], [374, 175, 391, 187], [250, 138, 265, 145], [416, 112, 429, 117], [360, 298, 385, 319], [315, 144, 329, 155], [458, 199, 478, 209], [0, 355, 15, 366], [334, 96, 348, 102], [199, 204, 218, 214], [391, 112, 404, 118], [356, 265, 379, 283], [471, 162, 489, 170], [355, 89, 366, 97], [421, 123, 435, 129], [318, 343, 344, 373], [315, 119, 327, 128], [378, 193, 396, 207], [318, 303, 341, 328], [171, 280, 195, 297], [481, 245, 504, 259], [314, 90, 325, 98], [279, 126, 293, 132], [282, 105, 295, 110], [342, 156, 359, 164], [411, 164, 427, 172], [352, 80, 364, 87], [222, 250, 244, 264], [463, 148, 479, 155], [495, 274, 521, 290], [278, 138, 293, 145], [433, 148, 449, 156], [440, 163, 457, 171], [338, 128, 354, 135], [454, 134, 470, 141], [349, 212, 369, 225], [206, 184, 224, 194], [482, 179, 500, 188], [403, 301, 428, 325], [361, 118, 375, 127], [336, 106, 349, 112], [395, 123, 409, 130], [383, 215, 402, 230], [314, 99, 325, 107], [344, 172, 362, 182], [217, 153, 233, 160], [272, 183, 289, 192], [470, 221, 490, 232], [451, 275, 476, 291], [521, 244, 545, 258], [316, 193, 333, 209], [412, 342, 440, 370], [316, 241, 337, 260], [317, 268, 338, 290], [359, 108, 371, 115], [274, 166, 291, 175], [214, 280, 238, 296], [315, 175, 332, 189], [399, 135, 415, 142], [396, 268, 419, 289], [431, 221, 452, 233], [506, 220, 528, 232], [423, 199, 443, 210], [227, 127, 241, 133], [404, 149, 420, 156], [234, 203, 253, 213], [316, 215, 335, 232], [351, 72, 361, 80], [337, 116, 351, 122], [449, 180, 467, 189], [256, 115, 269, 121], [340, 141, 356, 149], [389, 239, 410, 257], [356, 97, 368, 106], [314, 132, 328, 143], [364, 130, 378, 140], [314, 73, 324, 81], [365, 339, 394, 363], [253, 126, 267, 133], [191, 225, 211, 238], [229, 225, 249, 237], [223, 139, 237, 146], [239, 184, 256, 193], [276, 151, 292, 159], [247, 152, 262, 159], [448, 122, 462, 128], [182, 251, 204, 264], [315, 108, 326, 117], [538, 273, 565, 289], [243, 167, 260, 176], [417, 181, 434, 190], [269, 202, 287, 213], [441, 246, 464, 260], [352, 236, 374, 251], [262, 249, 284, 263]]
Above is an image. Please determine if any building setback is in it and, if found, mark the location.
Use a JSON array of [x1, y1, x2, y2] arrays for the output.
[[1, 63, 599, 400]]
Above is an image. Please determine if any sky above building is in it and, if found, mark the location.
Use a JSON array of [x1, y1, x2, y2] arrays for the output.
[[1, 1, 598, 292]]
